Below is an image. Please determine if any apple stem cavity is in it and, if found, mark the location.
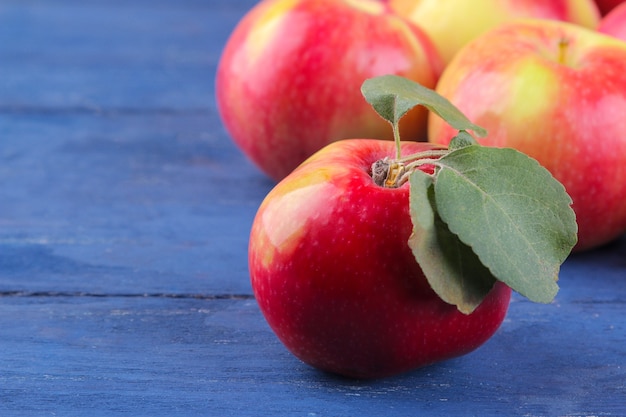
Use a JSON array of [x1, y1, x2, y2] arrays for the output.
[[371, 150, 448, 188], [361, 75, 578, 314]]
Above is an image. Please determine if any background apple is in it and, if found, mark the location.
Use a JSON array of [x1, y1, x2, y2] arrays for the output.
[[216, 0, 443, 181], [388, 0, 600, 65], [428, 19, 626, 252], [595, 0, 626, 15], [598, 1, 626, 40], [249, 139, 512, 378]]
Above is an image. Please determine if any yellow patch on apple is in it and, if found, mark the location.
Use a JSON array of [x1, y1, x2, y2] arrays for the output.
[[247, 0, 299, 64], [259, 173, 340, 267], [387, 14, 427, 60], [504, 59, 559, 134], [343, 0, 385, 15]]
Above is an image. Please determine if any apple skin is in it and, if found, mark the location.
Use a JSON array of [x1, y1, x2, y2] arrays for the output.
[[388, 0, 600, 65], [595, 0, 626, 15], [428, 19, 626, 252], [216, 0, 443, 181], [598, 2, 626, 40], [248, 139, 512, 379]]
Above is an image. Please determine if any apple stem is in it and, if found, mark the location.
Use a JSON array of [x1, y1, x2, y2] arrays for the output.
[[558, 37, 569, 65], [392, 121, 402, 160], [397, 149, 448, 164], [397, 158, 441, 185], [371, 149, 448, 188]]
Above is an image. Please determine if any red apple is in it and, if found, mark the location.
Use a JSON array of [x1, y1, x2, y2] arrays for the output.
[[598, 1, 626, 40], [388, 0, 600, 65], [216, 0, 443, 181], [248, 139, 511, 378], [595, 0, 626, 15], [428, 19, 626, 252]]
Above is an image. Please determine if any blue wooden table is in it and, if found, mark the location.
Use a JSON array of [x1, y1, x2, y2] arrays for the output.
[[1, 1, 625, 416]]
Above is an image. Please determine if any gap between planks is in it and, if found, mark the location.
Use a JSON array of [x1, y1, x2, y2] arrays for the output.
[[0, 291, 254, 300]]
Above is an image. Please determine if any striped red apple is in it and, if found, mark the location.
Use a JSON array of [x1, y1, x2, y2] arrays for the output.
[[216, 0, 443, 181]]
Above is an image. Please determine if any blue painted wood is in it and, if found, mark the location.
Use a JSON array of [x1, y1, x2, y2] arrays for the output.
[[1, 111, 272, 295], [0, 1, 625, 416], [0, 0, 257, 110], [0, 263, 625, 417], [0, 0, 271, 295]]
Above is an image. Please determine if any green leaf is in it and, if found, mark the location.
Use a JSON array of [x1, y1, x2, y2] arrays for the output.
[[360, 74, 577, 312], [408, 169, 498, 314], [448, 130, 478, 151], [361, 75, 487, 137], [433, 146, 578, 304]]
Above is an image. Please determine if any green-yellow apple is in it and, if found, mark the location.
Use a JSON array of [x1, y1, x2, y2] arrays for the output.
[[428, 19, 626, 252], [598, 1, 626, 40], [388, 0, 600, 65], [216, 0, 443, 181]]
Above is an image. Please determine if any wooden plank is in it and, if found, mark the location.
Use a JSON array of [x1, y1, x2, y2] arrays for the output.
[[1, 111, 273, 294], [0, 0, 272, 294], [0, 293, 624, 416], [0, 0, 257, 110]]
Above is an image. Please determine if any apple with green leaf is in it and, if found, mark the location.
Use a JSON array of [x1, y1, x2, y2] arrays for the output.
[[429, 19, 626, 252], [216, 0, 443, 181], [249, 75, 577, 379], [598, 2, 626, 40], [388, 0, 599, 65]]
